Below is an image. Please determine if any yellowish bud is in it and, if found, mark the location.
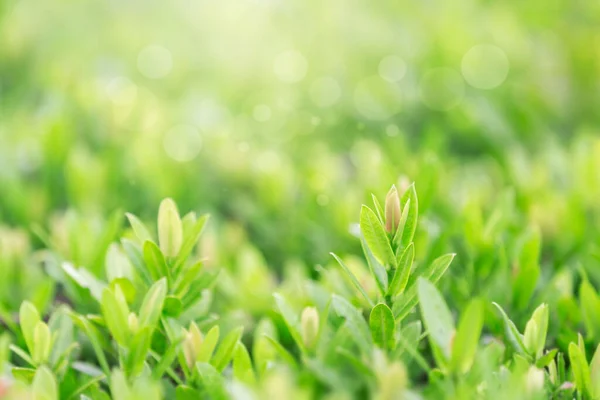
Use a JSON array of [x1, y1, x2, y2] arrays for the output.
[[300, 307, 319, 349]]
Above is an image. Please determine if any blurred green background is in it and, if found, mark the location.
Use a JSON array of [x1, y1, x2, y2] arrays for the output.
[[1, 0, 600, 273]]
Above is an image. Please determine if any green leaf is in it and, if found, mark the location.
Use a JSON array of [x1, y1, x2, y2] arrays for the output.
[[393, 253, 455, 322], [264, 336, 298, 370], [100, 288, 130, 346], [371, 194, 385, 223], [535, 349, 558, 368], [32, 321, 51, 365], [158, 198, 183, 258], [397, 183, 418, 249], [360, 205, 396, 268], [198, 325, 220, 363], [369, 303, 395, 350], [175, 386, 202, 400], [195, 362, 228, 400], [125, 212, 153, 244], [273, 293, 305, 352], [19, 301, 41, 355], [10, 344, 35, 367], [492, 302, 528, 356], [121, 239, 153, 286], [569, 341, 592, 397], [110, 369, 132, 400], [512, 228, 541, 311], [152, 335, 185, 380], [143, 240, 170, 283], [388, 243, 414, 296], [138, 278, 167, 329], [61, 262, 106, 302], [105, 244, 134, 283], [48, 306, 74, 366], [11, 367, 36, 384], [330, 253, 374, 307], [590, 343, 600, 398], [211, 326, 244, 372], [360, 235, 388, 294], [69, 314, 111, 377], [32, 366, 58, 400], [125, 327, 153, 377], [580, 280, 600, 340], [449, 298, 484, 374], [417, 278, 454, 360], [331, 294, 372, 354], [233, 342, 255, 385], [174, 261, 204, 295], [173, 214, 209, 273], [164, 296, 183, 317]]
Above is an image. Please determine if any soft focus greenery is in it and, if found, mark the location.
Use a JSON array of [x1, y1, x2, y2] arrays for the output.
[[1, 0, 600, 399]]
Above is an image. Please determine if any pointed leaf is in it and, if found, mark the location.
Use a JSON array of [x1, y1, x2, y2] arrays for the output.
[[450, 298, 484, 374], [138, 278, 167, 329], [388, 243, 414, 296], [417, 278, 454, 360], [360, 205, 396, 268], [211, 326, 244, 372]]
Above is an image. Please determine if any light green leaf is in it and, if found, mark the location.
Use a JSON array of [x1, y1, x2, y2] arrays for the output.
[[388, 243, 415, 296], [580, 280, 600, 340], [273, 293, 305, 352], [590, 343, 600, 398], [232, 342, 255, 385], [196, 362, 228, 400], [369, 303, 395, 350], [398, 183, 418, 249], [417, 278, 454, 360], [211, 326, 243, 372], [173, 214, 209, 273], [264, 336, 298, 370], [569, 342, 591, 398], [330, 252, 374, 308], [512, 228, 541, 310], [19, 301, 41, 355], [371, 194, 385, 223], [360, 235, 388, 294], [125, 213, 153, 244], [143, 240, 170, 282], [32, 366, 58, 400], [101, 288, 130, 346], [110, 369, 132, 400], [125, 327, 153, 377], [360, 205, 396, 268], [492, 302, 528, 356], [138, 278, 167, 329], [32, 321, 51, 365], [449, 298, 484, 374], [331, 294, 372, 354], [198, 325, 220, 363]]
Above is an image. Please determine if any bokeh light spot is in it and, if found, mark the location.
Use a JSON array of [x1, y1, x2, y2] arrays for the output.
[[354, 76, 402, 120], [378, 56, 407, 82], [163, 124, 202, 162], [273, 50, 308, 83], [461, 44, 510, 89], [105, 77, 137, 105], [420, 68, 465, 111], [137, 45, 173, 79], [309, 77, 341, 107]]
